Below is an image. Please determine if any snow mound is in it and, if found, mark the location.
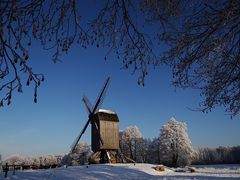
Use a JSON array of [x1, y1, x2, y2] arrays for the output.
[[111, 163, 174, 175]]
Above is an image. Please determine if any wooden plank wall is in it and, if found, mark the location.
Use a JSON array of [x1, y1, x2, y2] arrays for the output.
[[91, 112, 120, 152], [100, 120, 119, 150]]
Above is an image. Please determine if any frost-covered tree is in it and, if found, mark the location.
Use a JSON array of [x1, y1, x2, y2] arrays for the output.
[[145, 137, 161, 164], [22, 156, 34, 165], [38, 155, 59, 168], [120, 126, 143, 161], [31, 157, 40, 168], [4, 155, 24, 165], [61, 142, 90, 166], [159, 118, 194, 167], [193, 146, 240, 164], [71, 142, 90, 165], [139, 138, 151, 163]]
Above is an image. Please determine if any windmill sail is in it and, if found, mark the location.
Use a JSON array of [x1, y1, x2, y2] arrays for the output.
[[83, 95, 93, 113], [93, 77, 110, 113], [70, 118, 91, 153]]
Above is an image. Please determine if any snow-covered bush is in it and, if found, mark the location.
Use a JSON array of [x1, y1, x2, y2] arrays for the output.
[[39, 155, 59, 167], [31, 157, 40, 167], [22, 157, 33, 165], [159, 118, 194, 167], [61, 142, 91, 166], [3, 155, 62, 169]]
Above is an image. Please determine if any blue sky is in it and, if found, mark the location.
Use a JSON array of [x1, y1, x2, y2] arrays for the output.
[[0, 1, 240, 159], [0, 41, 239, 160]]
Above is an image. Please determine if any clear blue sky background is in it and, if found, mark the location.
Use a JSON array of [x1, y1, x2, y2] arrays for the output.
[[0, 2, 240, 160], [0, 42, 239, 160]]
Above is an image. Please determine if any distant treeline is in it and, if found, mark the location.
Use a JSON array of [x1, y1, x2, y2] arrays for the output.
[[1, 155, 63, 170], [192, 146, 240, 165], [2, 124, 239, 168]]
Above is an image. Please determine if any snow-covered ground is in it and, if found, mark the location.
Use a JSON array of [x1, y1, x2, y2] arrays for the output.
[[1, 163, 240, 180]]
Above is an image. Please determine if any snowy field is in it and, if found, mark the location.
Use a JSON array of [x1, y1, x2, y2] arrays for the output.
[[1, 163, 240, 180]]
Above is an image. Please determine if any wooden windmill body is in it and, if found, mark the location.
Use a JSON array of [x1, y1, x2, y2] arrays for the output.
[[70, 78, 131, 164], [91, 109, 119, 152]]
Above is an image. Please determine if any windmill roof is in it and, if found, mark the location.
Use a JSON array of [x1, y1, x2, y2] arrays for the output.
[[98, 109, 116, 115]]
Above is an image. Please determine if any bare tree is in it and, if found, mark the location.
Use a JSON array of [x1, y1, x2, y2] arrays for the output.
[[90, 0, 158, 85], [0, 0, 239, 116], [0, 0, 86, 106], [142, 0, 240, 116], [0, 0, 157, 107]]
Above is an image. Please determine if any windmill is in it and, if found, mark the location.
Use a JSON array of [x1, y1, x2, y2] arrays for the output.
[[70, 77, 125, 163]]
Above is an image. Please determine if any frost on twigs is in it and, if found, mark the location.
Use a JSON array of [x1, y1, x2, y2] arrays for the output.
[[89, 0, 158, 86], [1, 0, 238, 115], [0, 0, 157, 107]]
